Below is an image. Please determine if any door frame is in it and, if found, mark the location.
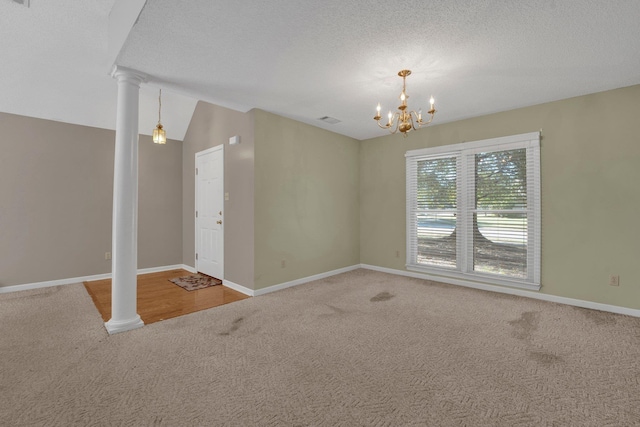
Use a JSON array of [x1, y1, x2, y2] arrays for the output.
[[194, 144, 224, 279]]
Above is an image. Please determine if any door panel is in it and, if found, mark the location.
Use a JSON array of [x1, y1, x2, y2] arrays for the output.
[[196, 145, 223, 279]]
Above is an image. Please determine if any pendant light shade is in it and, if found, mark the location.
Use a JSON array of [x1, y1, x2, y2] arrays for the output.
[[153, 123, 166, 145]]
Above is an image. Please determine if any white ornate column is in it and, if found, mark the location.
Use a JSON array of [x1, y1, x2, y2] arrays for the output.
[[105, 66, 146, 334]]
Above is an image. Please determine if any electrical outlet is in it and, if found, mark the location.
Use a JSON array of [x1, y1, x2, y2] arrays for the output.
[[105, 252, 111, 260], [281, 259, 286, 268], [609, 275, 619, 286]]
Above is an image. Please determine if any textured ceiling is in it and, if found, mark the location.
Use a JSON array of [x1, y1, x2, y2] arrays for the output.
[[0, 0, 196, 140], [117, 0, 640, 140], [2, 1, 640, 141]]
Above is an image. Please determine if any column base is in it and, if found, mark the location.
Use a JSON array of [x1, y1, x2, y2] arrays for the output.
[[105, 315, 144, 335]]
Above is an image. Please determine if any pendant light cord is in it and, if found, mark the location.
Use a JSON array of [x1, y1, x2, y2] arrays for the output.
[[158, 89, 162, 124]]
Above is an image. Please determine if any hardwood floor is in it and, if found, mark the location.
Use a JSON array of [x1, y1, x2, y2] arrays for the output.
[[84, 269, 250, 325]]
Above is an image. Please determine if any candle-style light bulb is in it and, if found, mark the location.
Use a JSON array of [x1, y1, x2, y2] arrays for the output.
[[376, 103, 381, 114], [400, 92, 406, 101], [430, 96, 435, 110], [418, 109, 422, 122], [387, 111, 393, 125]]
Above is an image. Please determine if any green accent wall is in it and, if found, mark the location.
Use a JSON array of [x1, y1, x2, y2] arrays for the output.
[[360, 84, 640, 309], [253, 111, 360, 289]]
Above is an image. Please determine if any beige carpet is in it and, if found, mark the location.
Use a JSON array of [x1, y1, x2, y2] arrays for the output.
[[1, 269, 639, 426]]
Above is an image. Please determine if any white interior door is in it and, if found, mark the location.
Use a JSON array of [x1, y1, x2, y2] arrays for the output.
[[195, 145, 224, 279]]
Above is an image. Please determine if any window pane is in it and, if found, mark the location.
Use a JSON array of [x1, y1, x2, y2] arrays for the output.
[[417, 212, 457, 268], [473, 213, 527, 278], [407, 132, 539, 287], [475, 149, 527, 210], [417, 157, 456, 210], [416, 156, 457, 268]]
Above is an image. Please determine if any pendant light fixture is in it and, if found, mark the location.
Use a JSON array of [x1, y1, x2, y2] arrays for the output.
[[153, 89, 167, 145]]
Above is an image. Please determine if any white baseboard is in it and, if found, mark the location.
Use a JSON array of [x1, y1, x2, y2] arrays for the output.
[[0, 273, 110, 294], [251, 264, 361, 297], [180, 264, 197, 274], [0, 264, 190, 294], [222, 279, 254, 297], [360, 264, 640, 318], [7, 261, 635, 319], [137, 264, 188, 275]]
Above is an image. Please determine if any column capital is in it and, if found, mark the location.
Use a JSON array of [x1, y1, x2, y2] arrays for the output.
[[110, 65, 148, 85]]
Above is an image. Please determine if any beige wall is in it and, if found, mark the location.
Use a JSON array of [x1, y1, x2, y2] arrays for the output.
[[253, 110, 360, 289], [5, 84, 639, 312], [181, 101, 255, 288], [360, 84, 640, 309], [138, 133, 183, 269], [0, 112, 182, 287]]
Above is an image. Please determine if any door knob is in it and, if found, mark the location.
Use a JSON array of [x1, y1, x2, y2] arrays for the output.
[[216, 220, 222, 225]]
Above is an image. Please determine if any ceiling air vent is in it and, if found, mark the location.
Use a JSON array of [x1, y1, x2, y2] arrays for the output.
[[317, 116, 341, 125]]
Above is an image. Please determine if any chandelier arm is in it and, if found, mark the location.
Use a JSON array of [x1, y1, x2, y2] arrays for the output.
[[409, 113, 417, 132], [378, 112, 401, 130], [420, 113, 435, 127], [409, 110, 419, 130], [392, 112, 402, 133], [376, 120, 392, 130], [409, 109, 435, 128], [390, 114, 401, 134]]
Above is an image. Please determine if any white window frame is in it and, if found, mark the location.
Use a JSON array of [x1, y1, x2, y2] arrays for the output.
[[406, 132, 541, 291]]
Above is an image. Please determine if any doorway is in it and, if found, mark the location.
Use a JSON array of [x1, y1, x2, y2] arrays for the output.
[[195, 145, 224, 280]]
